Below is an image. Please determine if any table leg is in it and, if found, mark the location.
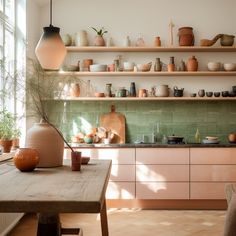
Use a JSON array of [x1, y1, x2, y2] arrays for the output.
[[100, 200, 109, 236], [37, 213, 61, 236]]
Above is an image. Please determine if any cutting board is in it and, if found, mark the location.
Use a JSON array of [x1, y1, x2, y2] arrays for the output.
[[100, 105, 126, 144]]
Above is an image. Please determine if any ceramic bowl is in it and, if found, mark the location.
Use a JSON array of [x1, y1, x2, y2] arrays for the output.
[[94, 92, 105, 97], [81, 156, 90, 165], [137, 63, 152, 72], [222, 91, 229, 97], [206, 91, 213, 97], [63, 64, 79, 71], [207, 62, 221, 71], [90, 64, 107, 72], [214, 92, 220, 97], [190, 93, 196, 97], [123, 62, 135, 71], [223, 63, 236, 71]]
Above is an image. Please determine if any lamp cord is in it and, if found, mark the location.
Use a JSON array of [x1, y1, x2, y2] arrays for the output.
[[50, 0, 52, 26]]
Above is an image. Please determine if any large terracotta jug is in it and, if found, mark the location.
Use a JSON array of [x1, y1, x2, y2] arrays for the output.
[[25, 120, 64, 167]]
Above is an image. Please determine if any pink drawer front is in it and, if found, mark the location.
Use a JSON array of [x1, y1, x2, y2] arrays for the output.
[[190, 183, 236, 199], [136, 148, 189, 164], [106, 182, 135, 199], [136, 165, 189, 182], [110, 165, 135, 181], [191, 165, 236, 181], [136, 182, 189, 199], [190, 148, 236, 164]]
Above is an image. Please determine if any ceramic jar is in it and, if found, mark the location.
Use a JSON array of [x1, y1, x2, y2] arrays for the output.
[[198, 89, 205, 97], [13, 148, 39, 172], [70, 83, 80, 97], [178, 27, 194, 46], [75, 30, 88, 46], [187, 56, 198, 71], [154, 36, 161, 47], [25, 120, 64, 167], [138, 89, 147, 97], [156, 85, 169, 97], [105, 83, 112, 97], [228, 133, 236, 143], [61, 34, 72, 46], [83, 59, 93, 71]]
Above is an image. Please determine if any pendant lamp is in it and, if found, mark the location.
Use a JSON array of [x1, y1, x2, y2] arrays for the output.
[[35, 0, 66, 70]]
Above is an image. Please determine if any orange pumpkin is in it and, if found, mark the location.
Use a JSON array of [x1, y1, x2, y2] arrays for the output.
[[13, 148, 39, 172]]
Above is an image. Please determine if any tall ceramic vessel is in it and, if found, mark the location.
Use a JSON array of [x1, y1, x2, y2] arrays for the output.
[[178, 27, 194, 46], [25, 120, 64, 167]]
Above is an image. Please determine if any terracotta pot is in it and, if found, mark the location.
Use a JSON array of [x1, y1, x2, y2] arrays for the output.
[[83, 59, 93, 71], [70, 83, 80, 97], [13, 148, 39, 172], [154, 36, 161, 47], [0, 139, 13, 153], [228, 133, 236, 143], [25, 120, 64, 167], [187, 56, 198, 71], [178, 27, 194, 46], [94, 35, 105, 46]]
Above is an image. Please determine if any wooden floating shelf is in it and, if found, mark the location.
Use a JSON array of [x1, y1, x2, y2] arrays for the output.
[[66, 46, 236, 53], [44, 97, 236, 101], [47, 71, 236, 76]]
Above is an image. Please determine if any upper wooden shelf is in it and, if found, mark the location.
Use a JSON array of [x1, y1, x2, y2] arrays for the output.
[[46, 97, 236, 101], [66, 46, 236, 53], [48, 71, 236, 76]]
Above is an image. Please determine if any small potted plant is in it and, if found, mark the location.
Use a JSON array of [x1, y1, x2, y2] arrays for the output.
[[91, 27, 108, 46], [0, 109, 15, 153]]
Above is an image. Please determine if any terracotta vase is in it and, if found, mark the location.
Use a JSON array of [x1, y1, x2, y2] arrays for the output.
[[178, 27, 194, 46], [154, 36, 161, 47], [70, 83, 80, 97], [25, 120, 64, 167], [94, 35, 105, 46], [0, 139, 13, 153], [187, 56, 198, 71], [13, 148, 39, 172]]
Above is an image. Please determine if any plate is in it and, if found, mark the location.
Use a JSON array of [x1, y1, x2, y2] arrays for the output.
[[205, 136, 218, 141], [81, 156, 90, 165], [202, 139, 220, 144]]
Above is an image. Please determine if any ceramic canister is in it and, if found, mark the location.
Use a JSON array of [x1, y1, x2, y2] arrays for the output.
[[75, 30, 88, 46]]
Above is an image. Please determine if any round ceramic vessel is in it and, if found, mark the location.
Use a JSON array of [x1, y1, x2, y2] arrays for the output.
[[207, 62, 221, 71]]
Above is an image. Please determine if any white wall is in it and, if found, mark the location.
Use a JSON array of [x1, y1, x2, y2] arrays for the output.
[[31, 0, 236, 94]]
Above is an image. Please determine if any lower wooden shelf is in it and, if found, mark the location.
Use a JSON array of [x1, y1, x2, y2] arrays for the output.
[[45, 97, 236, 101]]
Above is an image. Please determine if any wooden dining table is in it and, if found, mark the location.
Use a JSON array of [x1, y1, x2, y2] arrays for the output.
[[0, 159, 111, 236]]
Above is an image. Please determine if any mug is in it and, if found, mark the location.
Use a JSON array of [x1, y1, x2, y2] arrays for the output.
[[117, 88, 129, 97]]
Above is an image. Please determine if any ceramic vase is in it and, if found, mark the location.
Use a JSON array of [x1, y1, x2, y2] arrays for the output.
[[75, 30, 88, 46], [70, 83, 80, 97], [187, 56, 198, 71], [94, 35, 105, 46], [0, 139, 13, 153], [154, 58, 162, 71], [25, 120, 64, 167], [13, 148, 39, 172]]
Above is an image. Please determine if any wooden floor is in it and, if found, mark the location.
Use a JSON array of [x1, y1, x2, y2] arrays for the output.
[[8, 209, 226, 236]]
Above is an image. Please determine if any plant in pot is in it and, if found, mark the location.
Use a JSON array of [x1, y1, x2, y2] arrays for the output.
[[91, 27, 108, 46], [0, 109, 15, 153]]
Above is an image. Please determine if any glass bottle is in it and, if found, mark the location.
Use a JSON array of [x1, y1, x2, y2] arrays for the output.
[[154, 58, 162, 71], [195, 128, 201, 143], [136, 34, 145, 47], [130, 82, 136, 97], [105, 83, 112, 97]]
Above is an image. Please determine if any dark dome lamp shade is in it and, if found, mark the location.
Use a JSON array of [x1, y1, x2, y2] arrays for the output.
[[35, 0, 66, 70]]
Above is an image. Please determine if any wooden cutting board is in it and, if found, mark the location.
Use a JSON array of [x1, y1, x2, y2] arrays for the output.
[[100, 105, 126, 144]]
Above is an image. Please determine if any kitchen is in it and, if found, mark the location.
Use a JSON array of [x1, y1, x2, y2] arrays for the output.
[[1, 0, 236, 235]]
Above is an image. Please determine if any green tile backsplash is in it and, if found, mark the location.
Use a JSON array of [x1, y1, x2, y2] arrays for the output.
[[45, 101, 236, 143]]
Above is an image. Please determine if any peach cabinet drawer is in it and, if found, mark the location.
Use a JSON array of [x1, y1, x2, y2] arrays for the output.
[[191, 165, 236, 181], [136, 165, 189, 181], [190, 148, 236, 164], [190, 183, 236, 199], [106, 182, 135, 199], [136, 148, 189, 164], [136, 182, 189, 199], [110, 165, 135, 181], [65, 148, 135, 164]]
